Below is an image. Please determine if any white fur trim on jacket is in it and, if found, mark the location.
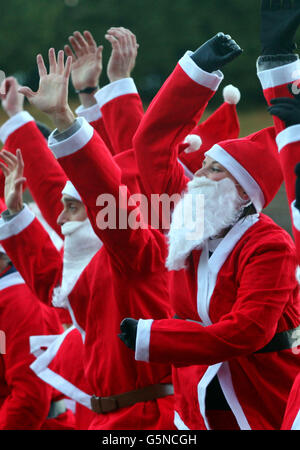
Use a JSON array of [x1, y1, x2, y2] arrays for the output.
[[257, 59, 300, 90], [75, 103, 102, 123], [276, 124, 300, 152], [0, 205, 35, 240], [95, 78, 138, 109], [135, 319, 154, 363], [178, 51, 224, 91], [49, 117, 94, 159], [30, 327, 92, 409], [0, 111, 34, 143]]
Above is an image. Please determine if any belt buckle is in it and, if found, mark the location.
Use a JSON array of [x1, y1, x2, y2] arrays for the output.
[[91, 395, 119, 414]]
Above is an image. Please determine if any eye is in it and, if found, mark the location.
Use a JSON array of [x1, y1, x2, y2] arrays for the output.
[[211, 167, 222, 173], [68, 204, 78, 212]]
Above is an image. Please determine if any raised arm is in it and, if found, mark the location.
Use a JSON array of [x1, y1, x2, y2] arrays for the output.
[[0, 150, 63, 305], [20, 49, 166, 272], [0, 77, 67, 236], [71, 28, 143, 155], [64, 30, 114, 153], [95, 27, 143, 154], [133, 33, 242, 199]]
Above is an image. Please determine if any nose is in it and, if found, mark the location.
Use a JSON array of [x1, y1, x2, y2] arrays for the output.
[[57, 210, 67, 226], [194, 167, 207, 178]]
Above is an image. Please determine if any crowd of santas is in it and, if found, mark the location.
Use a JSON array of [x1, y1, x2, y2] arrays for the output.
[[0, 1, 299, 431]]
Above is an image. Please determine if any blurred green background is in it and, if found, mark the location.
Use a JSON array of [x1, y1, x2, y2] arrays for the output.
[[0, 0, 297, 234]]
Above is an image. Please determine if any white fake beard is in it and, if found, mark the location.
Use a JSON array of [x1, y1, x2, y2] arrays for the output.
[[52, 218, 103, 308], [166, 177, 246, 271]]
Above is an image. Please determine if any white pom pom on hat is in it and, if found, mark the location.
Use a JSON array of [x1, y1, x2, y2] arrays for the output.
[[223, 84, 241, 105], [183, 134, 202, 153]]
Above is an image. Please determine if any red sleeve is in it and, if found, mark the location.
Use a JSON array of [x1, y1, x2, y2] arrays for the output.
[[133, 62, 220, 199], [3, 121, 67, 237], [258, 60, 300, 260], [52, 124, 167, 273], [0, 214, 63, 307], [147, 239, 298, 366], [89, 116, 115, 155], [101, 93, 144, 154], [0, 285, 55, 429]]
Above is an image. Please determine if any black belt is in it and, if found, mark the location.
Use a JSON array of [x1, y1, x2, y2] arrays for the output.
[[173, 315, 300, 353]]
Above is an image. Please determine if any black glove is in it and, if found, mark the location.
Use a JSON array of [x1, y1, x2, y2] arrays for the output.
[[268, 83, 300, 127], [260, 0, 300, 55], [118, 318, 138, 351], [191, 32, 243, 73], [295, 163, 300, 210]]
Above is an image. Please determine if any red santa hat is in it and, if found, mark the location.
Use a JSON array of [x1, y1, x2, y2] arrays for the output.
[[205, 126, 282, 213], [178, 84, 241, 177]]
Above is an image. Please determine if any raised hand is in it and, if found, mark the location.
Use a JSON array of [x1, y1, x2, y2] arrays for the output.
[[260, 0, 300, 55], [268, 83, 300, 126], [64, 30, 103, 93], [105, 27, 139, 82], [0, 76, 25, 118], [0, 149, 26, 214], [191, 32, 243, 73], [18, 49, 74, 132]]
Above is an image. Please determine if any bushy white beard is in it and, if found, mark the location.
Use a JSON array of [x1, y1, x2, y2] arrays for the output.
[[52, 218, 103, 308], [166, 177, 246, 271]]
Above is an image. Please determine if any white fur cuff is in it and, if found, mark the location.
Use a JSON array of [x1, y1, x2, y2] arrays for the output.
[[135, 319, 153, 363]]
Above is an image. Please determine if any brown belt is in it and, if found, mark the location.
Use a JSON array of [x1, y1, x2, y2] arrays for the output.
[[91, 383, 174, 414]]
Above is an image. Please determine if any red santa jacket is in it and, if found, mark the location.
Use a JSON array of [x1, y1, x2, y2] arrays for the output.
[[30, 326, 97, 430], [132, 51, 300, 430], [0, 268, 75, 429], [0, 123, 175, 430]]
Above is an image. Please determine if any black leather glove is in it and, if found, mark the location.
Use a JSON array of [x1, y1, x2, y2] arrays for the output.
[[191, 32, 243, 73], [295, 163, 300, 210], [260, 0, 300, 55], [118, 318, 138, 351], [268, 83, 300, 126]]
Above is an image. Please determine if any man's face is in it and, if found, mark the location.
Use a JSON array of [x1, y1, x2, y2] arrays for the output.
[[57, 195, 87, 226], [194, 156, 249, 201]]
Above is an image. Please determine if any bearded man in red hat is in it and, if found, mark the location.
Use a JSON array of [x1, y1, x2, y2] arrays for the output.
[[119, 1, 300, 430]]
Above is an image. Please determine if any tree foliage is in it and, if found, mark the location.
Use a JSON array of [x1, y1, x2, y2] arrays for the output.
[[0, 0, 299, 108]]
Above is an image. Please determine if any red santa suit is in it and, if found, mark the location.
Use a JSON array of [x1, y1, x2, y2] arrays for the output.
[[0, 265, 75, 429], [0, 120, 175, 430], [30, 326, 97, 430], [132, 51, 300, 430]]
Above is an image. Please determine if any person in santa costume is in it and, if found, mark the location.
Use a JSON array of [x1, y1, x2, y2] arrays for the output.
[[0, 46, 178, 429], [0, 197, 75, 429], [118, 1, 300, 430], [0, 28, 152, 429]]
